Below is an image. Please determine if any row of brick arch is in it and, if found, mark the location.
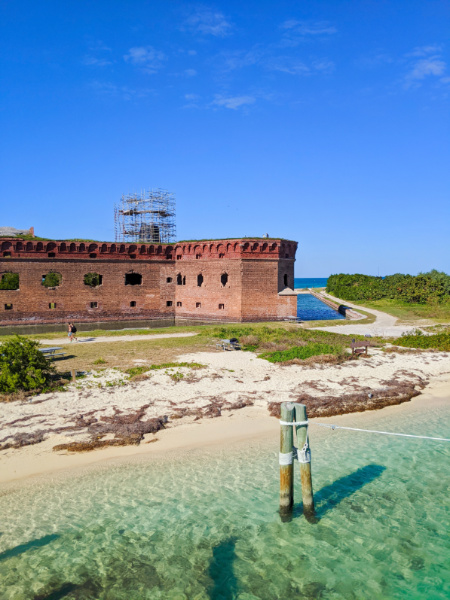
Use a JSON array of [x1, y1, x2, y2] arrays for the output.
[[1, 240, 294, 257]]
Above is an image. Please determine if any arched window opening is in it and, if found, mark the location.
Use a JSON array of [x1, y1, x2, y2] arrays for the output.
[[221, 273, 228, 287], [283, 274, 288, 287], [84, 273, 103, 287], [42, 272, 62, 288], [197, 274, 204, 287], [0, 272, 19, 290], [177, 273, 182, 285]]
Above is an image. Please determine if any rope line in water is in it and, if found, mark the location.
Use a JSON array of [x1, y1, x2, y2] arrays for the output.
[[279, 420, 450, 442]]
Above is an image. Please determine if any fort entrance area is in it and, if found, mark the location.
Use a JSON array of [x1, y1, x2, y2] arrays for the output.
[[0, 237, 297, 325]]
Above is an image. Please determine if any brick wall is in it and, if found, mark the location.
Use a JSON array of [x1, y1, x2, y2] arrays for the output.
[[0, 237, 297, 324]]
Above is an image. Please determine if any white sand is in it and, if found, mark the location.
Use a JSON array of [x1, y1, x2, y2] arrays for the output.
[[1, 347, 449, 484], [39, 332, 198, 346]]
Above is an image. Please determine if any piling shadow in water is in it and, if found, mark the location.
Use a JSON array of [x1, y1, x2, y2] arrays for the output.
[[207, 537, 239, 600], [0, 533, 60, 562], [292, 464, 386, 521]]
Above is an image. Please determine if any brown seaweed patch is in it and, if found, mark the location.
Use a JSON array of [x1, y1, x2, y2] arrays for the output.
[[268, 380, 422, 419]]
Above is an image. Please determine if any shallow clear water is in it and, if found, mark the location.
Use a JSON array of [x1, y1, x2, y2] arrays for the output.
[[297, 293, 345, 321], [1, 400, 449, 600]]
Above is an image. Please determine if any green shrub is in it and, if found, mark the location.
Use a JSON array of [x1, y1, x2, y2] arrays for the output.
[[260, 343, 342, 363], [84, 272, 102, 287], [0, 272, 19, 290], [392, 330, 450, 352], [0, 336, 55, 393], [42, 272, 62, 288], [327, 271, 450, 304]]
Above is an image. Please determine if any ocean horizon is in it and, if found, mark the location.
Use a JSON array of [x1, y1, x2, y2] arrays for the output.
[[294, 277, 328, 289]]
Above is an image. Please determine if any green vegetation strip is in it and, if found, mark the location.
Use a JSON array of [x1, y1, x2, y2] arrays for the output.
[[392, 331, 450, 352], [260, 343, 343, 363]]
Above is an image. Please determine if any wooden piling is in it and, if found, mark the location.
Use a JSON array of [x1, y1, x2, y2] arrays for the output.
[[280, 402, 295, 519], [294, 403, 315, 520], [71, 369, 76, 382]]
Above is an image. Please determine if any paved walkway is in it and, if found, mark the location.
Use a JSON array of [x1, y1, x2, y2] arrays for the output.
[[40, 332, 198, 346], [311, 292, 419, 338]]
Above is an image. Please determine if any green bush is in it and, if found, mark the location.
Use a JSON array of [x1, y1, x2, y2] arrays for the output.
[[327, 271, 450, 304], [84, 272, 102, 287], [42, 272, 62, 288], [392, 331, 450, 352], [260, 343, 342, 363], [0, 336, 55, 393], [0, 272, 19, 290]]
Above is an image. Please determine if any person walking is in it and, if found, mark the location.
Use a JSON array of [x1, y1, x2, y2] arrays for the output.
[[68, 322, 78, 342]]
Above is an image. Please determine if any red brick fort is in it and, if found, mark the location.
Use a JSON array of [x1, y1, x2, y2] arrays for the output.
[[0, 237, 298, 325]]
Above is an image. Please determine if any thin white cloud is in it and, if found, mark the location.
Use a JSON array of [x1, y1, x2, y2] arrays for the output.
[[124, 46, 166, 73], [83, 56, 113, 67], [404, 45, 447, 87], [184, 7, 232, 37], [211, 94, 255, 109], [266, 57, 310, 75], [184, 68, 197, 77], [280, 20, 337, 35], [408, 57, 446, 80], [90, 81, 153, 100], [406, 45, 443, 58]]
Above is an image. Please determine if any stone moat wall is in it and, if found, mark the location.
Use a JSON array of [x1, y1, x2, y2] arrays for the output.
[[0, 238, 298, 325]]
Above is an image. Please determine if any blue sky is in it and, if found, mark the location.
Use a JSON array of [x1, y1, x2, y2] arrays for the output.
[[1, 1, 449, 276]]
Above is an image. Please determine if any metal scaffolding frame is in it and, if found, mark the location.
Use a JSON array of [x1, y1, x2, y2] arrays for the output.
[[114, 189, 176, 244]]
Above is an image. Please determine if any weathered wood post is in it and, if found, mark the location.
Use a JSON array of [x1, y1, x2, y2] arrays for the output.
[[294, 403, 315, 520], [71, 369, 76, 382], [280, 402, 295, 520]]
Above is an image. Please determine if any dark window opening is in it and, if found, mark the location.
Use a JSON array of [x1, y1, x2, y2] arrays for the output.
[[219, 304, 225, 310], [166, 301, 173, 307], [219, 253, 224, 258], [196, 302, 201, 308], [183, 276, 186, 285], [196, 254, 201, 259], [177, 301, 182, 307], [283, 274, 288, 287], [49, 303, 56, 309], [130, 254, 136, 259], [166, 277, 173, 283], [221, 273, 228, 287], [90, 253, 97, 258], [177, 255, 182, 260], [90, 302, 98, 309], [197, 274, 203, 287], [48, 252, 56, 258], [3, 252, 11, 258], [4, 303, 13, 310], [125, 273, 142, 286], [177, 273, 182, 285], [130, 301, 136, 307]]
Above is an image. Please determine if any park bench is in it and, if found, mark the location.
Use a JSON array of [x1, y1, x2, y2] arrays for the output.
[[216, 338, 241, 351], [39, 347, 67, 359], [350, 340, 373, 356]]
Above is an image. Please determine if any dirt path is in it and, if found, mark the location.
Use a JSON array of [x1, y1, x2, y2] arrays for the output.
[[39, 332, 198, 346], [312, 292, 419, 337]]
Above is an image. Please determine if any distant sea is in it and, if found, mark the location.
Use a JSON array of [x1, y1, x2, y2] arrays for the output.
[[294, 277, 328, 289]]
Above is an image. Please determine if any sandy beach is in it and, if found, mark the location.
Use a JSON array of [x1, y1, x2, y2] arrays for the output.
[[1, 345, 449, 485]]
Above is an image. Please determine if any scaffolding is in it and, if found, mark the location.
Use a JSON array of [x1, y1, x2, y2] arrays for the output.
[[114, 189, 176, 244]]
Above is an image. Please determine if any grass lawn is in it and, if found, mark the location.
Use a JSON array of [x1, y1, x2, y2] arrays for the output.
[[346, 299, 450, 324]]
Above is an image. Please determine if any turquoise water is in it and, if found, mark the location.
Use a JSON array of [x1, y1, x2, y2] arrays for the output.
[[294, 277, 328, 289], [1, 400, 449, 599]]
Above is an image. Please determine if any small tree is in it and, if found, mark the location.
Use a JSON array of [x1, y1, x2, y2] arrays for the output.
[[0, 272, 19, 290], [0, 336, 55, 393], [84, 272, 102, 287], [42, 272, 62, 288]]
